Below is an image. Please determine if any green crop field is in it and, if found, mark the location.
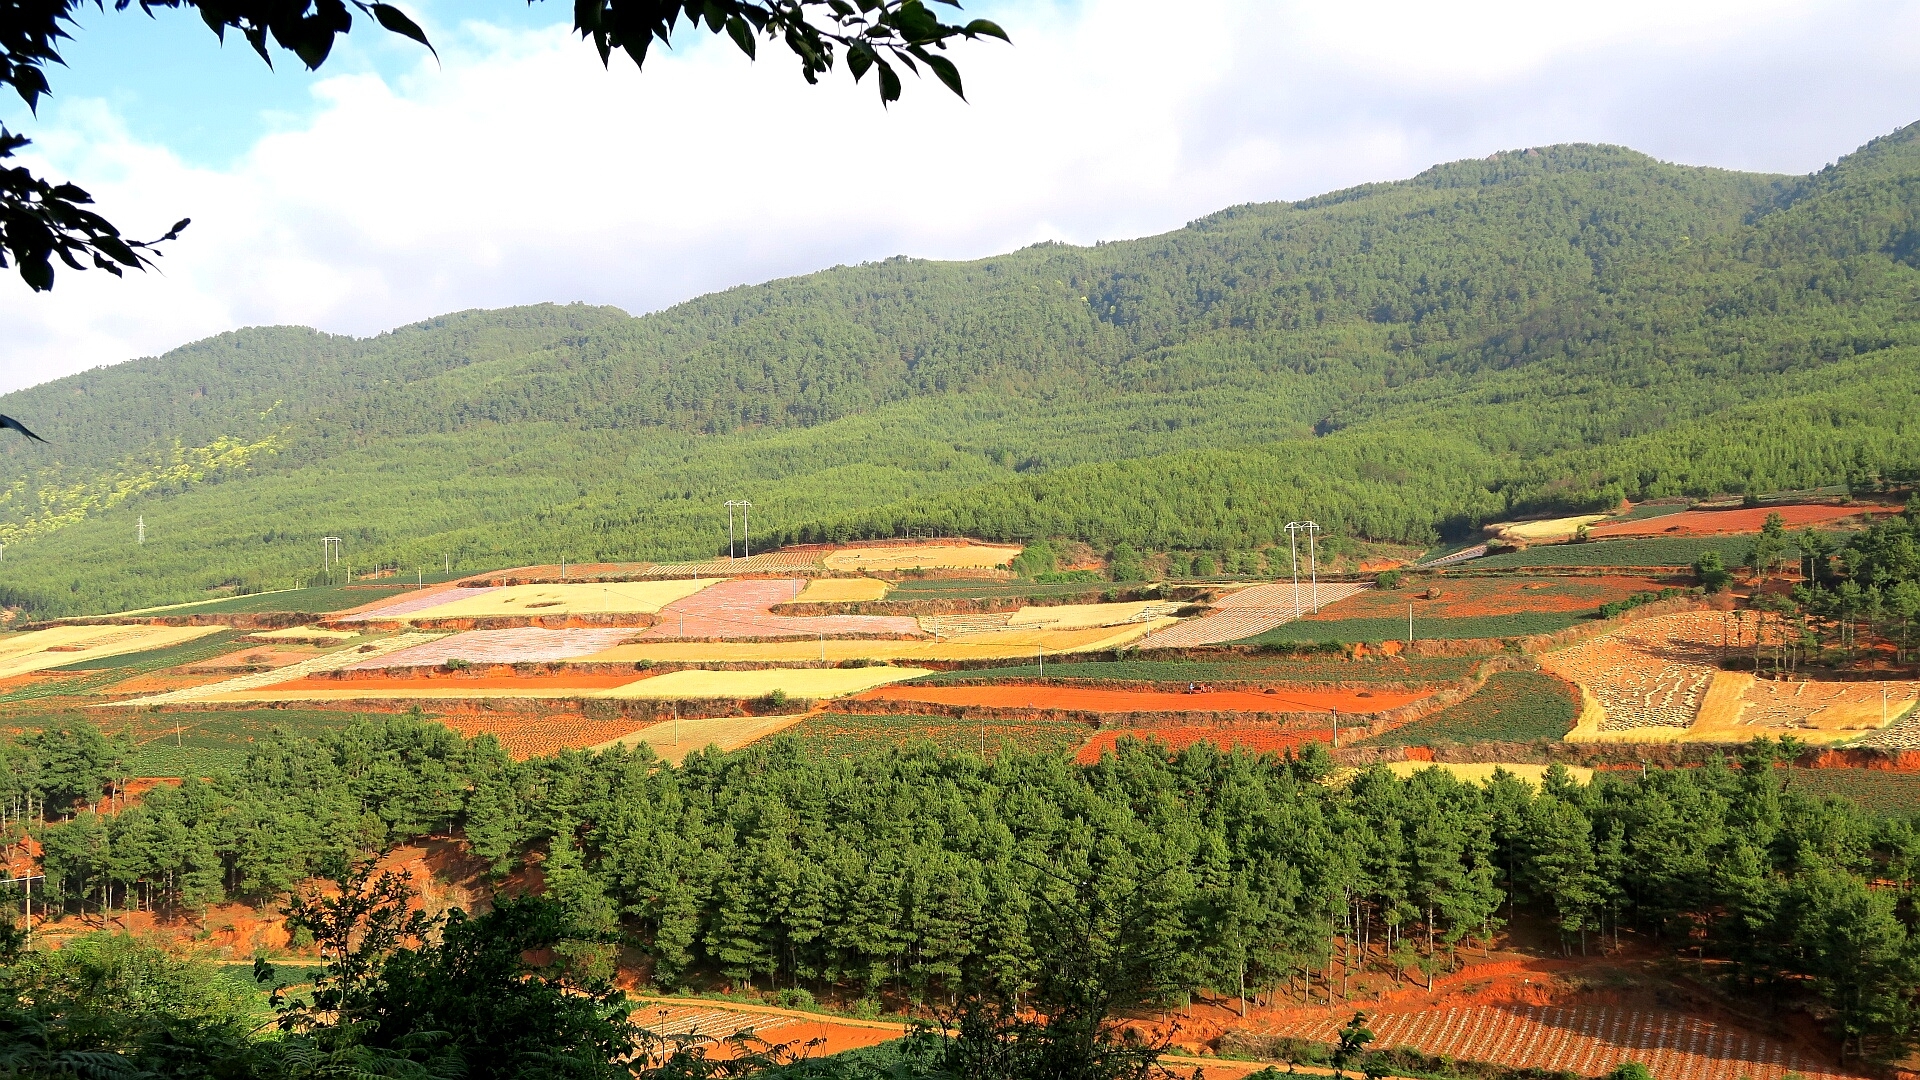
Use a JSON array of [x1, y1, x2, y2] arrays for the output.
[[1239, 612, 1584, 644], [1472, 536, 1756, 568], [113, 708, 403, 776], [1359, 671, 1580, 746], [782, 713, 1091, 760], [0, 631, 251, 705], [908, 656, 1482, 685], [1784, 768, 1920, 818], [45, 629, 251, 672]]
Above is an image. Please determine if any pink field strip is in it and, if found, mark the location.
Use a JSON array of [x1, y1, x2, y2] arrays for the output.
[[345, 627, 640, 668], [1251, 1005, 1857, 1080], [338, 586, 501, 622], [633, 578, 923, 640]]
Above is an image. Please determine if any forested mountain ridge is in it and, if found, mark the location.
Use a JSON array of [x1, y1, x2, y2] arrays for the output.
[[4, 127, 1920, 616]]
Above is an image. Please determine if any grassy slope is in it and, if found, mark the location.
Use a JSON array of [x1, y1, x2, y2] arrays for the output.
[[9, 129, 1920, 615]]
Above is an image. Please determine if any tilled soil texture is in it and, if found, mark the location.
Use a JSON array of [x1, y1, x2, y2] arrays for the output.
[[434, 711, 661, 759], [1587, 504, 1897, 539], [1253, 1004, 1859, 1080], [1310, 575, 1681, 620], [785, 712, 1094, 759], [1784, 767, 1920, 815], [635, 579, 924, 640], [854, 684, 1430, 714], [630, 1001, 905, 1059]]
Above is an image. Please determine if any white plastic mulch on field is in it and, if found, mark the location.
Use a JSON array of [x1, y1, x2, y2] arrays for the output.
[[1135, 582, 1369, 648]]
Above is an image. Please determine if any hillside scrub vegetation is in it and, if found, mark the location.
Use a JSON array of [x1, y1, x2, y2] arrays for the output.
[[12, 129, 1920, 614]]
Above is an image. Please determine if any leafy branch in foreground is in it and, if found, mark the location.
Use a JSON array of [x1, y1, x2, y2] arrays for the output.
[[0, 0, 1006, 290]]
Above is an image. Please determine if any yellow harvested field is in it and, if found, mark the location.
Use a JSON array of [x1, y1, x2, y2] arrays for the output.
[[1383, 761, 1594, 786], [1008, 601, 1171, 630], [793, 578, 890, 602], [597, 667, 933, 700], [244, 626, 361, 642], [0, 624, 223, 679], [591, 713, 810, 763], [403, 579, 718, 619], [823, 543, 1020, 571], [939, 619, 1176, 652], [1489, 514, 1610, 542], [580, 619, 1173, 665]]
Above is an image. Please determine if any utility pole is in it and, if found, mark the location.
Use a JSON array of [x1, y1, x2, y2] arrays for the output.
[[137, 516, 145, 545], [1408, 603, 1414, 645], [725, 501, 753, 559], [323, 537, 344, 579], [1284, 522, 1320, 617]]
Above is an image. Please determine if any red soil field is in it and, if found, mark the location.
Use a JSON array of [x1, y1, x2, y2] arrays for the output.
[[1588, 504, 1897, 539], [258, 672, 647, 694], [855, 685, 1429, 713], [1075, 726, 1333, 763], [628, 1001, 904, 1060], [1309, 575, 1677, 620]]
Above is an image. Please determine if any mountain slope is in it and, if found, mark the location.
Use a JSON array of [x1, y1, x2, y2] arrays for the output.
[[5, 130, 1920, 617]]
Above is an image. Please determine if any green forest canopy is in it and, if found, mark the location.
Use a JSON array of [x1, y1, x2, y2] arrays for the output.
[[8, 125, 1920, 615], [8, 717, 1920, 1066]]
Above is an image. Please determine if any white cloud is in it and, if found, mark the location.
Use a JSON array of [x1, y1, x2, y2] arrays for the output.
[[3, 0, 1918, 392]]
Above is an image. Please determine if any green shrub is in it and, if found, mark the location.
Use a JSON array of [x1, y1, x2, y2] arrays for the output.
[[444, 657, 471, 672], [1010, 541, 1058, 579], [774, 987, 816, 1010], [1376, 569, 1403, 589]]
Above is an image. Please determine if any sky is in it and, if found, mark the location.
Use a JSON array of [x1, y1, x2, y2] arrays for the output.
[[3, 0, 1919, 393]]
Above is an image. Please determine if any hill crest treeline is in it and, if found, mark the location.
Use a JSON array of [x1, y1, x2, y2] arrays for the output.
[[6, 129, 1920, 614]]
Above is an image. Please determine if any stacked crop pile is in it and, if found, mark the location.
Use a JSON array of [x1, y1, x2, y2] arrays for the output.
[[1539, 613, 1720, 731]]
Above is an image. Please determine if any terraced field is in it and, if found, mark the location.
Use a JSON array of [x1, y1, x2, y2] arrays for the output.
[[857, 684, 1428, 714], [1256, 1004, 1859, 1080], [344, 627, 637, 668], [1138, 582, 1369, 647], [906, 656, 1482, 685], [1242, 612, 1584, 644], [1360, 672, 1580, 746], [783, 712, 1092, 759], [636, 578, 923, 640], [1473, 537, 1758, 569]]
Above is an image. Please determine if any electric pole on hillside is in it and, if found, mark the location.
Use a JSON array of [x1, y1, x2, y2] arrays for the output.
[[323, 537, 344, 580], [725, 501, 752, 560], [1285, 521, 1322, 617], [137, 516, 145, 545]]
